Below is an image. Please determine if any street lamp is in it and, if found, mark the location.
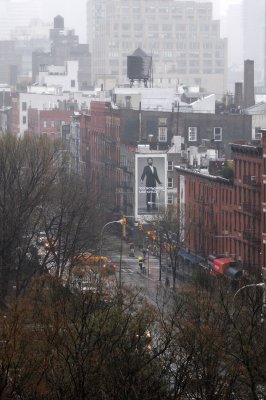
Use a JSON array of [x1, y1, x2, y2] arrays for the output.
[[234, 282, 266, 323], [99, 218, 124, 287], [147, 201, 165, 281]]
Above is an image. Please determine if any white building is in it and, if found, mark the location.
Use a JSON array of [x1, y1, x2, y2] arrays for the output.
[[37, 61, 79, 93], [113, 87, 215, 113], [244, 102, 266, 141], [19, 89, 95, 135]]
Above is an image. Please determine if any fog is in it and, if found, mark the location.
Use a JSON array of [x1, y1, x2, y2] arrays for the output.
[[0, 0, 264, 86], [1, 0, 243, 44], [41, 0, 87, 42]]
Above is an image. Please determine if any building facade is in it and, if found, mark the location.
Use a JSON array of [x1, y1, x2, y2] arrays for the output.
[[87, 0, 227, 95], [0, 41, 22, 85], [32, 15, 91, 90], [64, 102, 122, 215], [28, 109, 72, 138], [176, 140, 265, 280], [119, 107, 252, 159], [0, 0, 42, 40]]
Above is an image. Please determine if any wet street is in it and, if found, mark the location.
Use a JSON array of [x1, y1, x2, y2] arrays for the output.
[[101, 233, 177, 307]]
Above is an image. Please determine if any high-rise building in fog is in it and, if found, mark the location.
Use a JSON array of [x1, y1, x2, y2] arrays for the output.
[[87, 0, 227, 95], [0, 0, 42, 39], [243, 0, 265, 84], [32, 16, 91, 90], [224, 3, 243, 69]]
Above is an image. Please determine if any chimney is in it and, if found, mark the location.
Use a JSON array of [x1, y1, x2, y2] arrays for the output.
[[244, 60, 255, 108], [234, 82, 243, 109]]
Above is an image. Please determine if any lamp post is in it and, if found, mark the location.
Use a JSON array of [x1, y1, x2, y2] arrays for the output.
[[234, 282, 266, 323], [147, 201, 165, 281], [99, 218, 124, 287]]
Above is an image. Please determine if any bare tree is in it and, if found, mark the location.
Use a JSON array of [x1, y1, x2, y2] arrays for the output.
[[0, 134, 102, 303], [0, 277, 170, 400], [150, 204, 191, 289]]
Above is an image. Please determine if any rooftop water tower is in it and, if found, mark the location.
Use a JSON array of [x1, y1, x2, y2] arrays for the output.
[[127, 48, 153, 88]]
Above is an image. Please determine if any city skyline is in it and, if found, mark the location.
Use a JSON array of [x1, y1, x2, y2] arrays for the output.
[[0, 0, 248, 43]]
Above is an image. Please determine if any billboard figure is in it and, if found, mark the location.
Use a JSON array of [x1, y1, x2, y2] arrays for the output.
[[140, 157, 162, 211]]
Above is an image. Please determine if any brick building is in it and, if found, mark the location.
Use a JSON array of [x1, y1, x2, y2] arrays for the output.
[[176, 138, 264, 280], [28, 109, 72, 138], [64, 102, 122, 215]]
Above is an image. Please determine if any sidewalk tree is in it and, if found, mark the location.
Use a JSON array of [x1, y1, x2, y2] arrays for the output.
[[165, 279, 266, 400], [0, 134, 102, 303], [152, 204, 190, 289]]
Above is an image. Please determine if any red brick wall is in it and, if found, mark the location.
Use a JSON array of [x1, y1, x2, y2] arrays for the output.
[[177, 144, 263, 279]]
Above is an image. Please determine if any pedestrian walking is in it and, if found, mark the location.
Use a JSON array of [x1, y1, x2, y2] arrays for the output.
[[138, 255, 144, 272]]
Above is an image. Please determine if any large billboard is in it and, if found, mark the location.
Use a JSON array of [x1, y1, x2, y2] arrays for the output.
[[135, 154, 167, 220]]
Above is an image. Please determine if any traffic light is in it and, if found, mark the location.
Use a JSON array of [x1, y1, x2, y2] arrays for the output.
[[147, 230, 151, 237], [121, 216, 127, 225]]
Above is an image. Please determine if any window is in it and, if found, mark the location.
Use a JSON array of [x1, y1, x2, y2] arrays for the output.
[[188, 127, 197, 141], [22, 116, 26, 124], [168, 178, 173, 188], [71, 80, 75, 88], [158, 127, 167, 142], [43, 120, 47, 128], [255, 127, 262, 140], [168, 161, 173, 171], [214, 127, 222, 141], [51, 120, 55, 128], [158, 117, 167, 125], [168, 194, 174, 204], [22, 102, 27, 111]]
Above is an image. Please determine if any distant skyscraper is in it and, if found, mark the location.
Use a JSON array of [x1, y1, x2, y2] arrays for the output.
[[87, 0, 227, 96], [224, 2, 243, 68], [243, 0, 265, 84], [0, 0, 42, 39], [32, 16, 91, 89]]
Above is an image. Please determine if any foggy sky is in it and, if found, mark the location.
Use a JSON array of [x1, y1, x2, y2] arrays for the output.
[[41, 0, 87, 42], [40, 0, 242, 43]]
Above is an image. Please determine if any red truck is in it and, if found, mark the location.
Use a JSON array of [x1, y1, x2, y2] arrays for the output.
[[208, 255, 243, 280]]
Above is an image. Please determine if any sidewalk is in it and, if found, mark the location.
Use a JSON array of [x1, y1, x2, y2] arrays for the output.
[[103, 233, 174, 288], [134, 245, 173, 288]]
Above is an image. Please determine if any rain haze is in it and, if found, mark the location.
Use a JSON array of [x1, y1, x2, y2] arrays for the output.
[[0, 0, 242, 41], [0, 0, 255, 75], [0, 2, 266, 397]]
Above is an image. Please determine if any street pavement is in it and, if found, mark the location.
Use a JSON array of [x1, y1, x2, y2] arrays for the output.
[[101, 233, 175, 306]]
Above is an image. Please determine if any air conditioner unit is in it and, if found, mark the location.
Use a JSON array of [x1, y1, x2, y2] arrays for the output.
[[251, 176, 256, 181], [223, 230, 229, 235]]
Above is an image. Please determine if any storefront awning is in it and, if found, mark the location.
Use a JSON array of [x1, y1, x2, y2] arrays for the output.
[[178, 249, 203, 265]]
